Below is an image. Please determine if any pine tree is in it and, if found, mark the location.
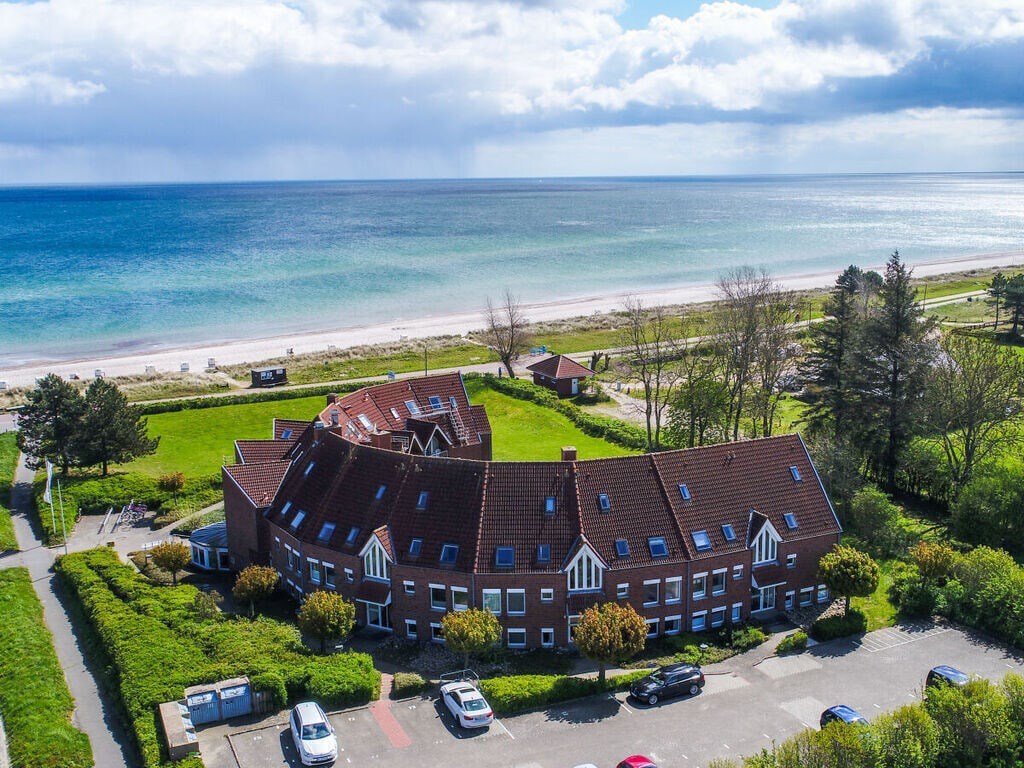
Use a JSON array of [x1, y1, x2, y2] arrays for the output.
[[73, 379, 159, 475], [987, 272, 1008, 333], [15, 374, 85, 474], [1004, 273, 1024, 339]]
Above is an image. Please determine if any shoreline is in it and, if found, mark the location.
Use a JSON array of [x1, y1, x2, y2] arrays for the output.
[[2, 250, 1020, 389]]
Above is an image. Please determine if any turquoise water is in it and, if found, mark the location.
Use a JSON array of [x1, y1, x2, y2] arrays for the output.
[[1, 174, 1022, 366]]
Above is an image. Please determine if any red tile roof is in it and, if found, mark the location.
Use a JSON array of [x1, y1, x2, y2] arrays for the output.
[[751, 562, 790, 588], [354, 580, 391, 605], [526, 354, 595, 379], [223, 461, 291, 508], [273, 419, 310, 440], [235, 439, 293, 465]]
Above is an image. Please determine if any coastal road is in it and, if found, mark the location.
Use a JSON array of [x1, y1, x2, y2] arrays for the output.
[[201, 621, 1024, 768]]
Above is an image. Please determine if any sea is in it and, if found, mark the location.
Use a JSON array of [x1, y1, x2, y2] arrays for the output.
[[2, 173, 1023, 368]]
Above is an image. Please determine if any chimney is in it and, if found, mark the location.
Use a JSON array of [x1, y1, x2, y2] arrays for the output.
[[370, 431, 392, 450], [329, 409, 340, 426], [561, 446, 577, 462], [326, 393, 338, 405]]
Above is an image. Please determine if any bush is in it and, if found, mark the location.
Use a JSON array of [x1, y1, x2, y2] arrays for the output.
[[811, 608, 867, 641], [391, 672, 428, 699], [729, 625, 770, 651], [250, 670, 287, 707], [480, 670, 648, 715], [137, 381, 367, 416], [775, 630, 808, 654], [304, 654, 380, 706]]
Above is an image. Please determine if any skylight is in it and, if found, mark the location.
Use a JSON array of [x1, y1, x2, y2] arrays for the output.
[[358, 414, 373, 430], [375, 484, 387, 501], [648, 536, 669, 558], [784, 513, 799, 529], [678, 483, 691, 501], [390, 407, 400, 420], [722, 524, 736, 542], [316, 522, 335, 543], [405, 399, 421, 416], [536, 544, 551, 563], [790, 466, 802, 482], [303, 462, 315, 477], [342, 527, 359, 546], [440, 543, 459, 565], [597, 493, 611, 512], [495, 546, 515, 568], [429, 395, 443, 410], [544, 496, 556, 516], [692, 530, 712, 551], [280, 501, 292, 516], [615, 539, 630, 558], [281, 429, 293, 440], [290, 509, 306, 530], [416, 491, 429, 510], [409, 538, 423, 557], [449, 397, 458, 409]]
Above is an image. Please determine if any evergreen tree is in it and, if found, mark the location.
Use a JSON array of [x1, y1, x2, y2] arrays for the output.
[[987, 272, 1008, 332], [1003, 273, 1024, 339], [15, 373, 85, 474], [73, 379, 158, 475], [855, 252, 936, 490]]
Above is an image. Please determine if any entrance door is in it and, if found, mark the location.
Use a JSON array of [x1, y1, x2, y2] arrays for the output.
[[751, 585, 777, 613], [571, 378, 579, 395]]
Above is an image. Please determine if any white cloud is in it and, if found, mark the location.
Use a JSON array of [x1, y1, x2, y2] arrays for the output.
[[0, 71, 105, 104]]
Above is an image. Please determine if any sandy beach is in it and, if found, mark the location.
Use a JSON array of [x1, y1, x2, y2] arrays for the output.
[[2, 250, 1021, 389]]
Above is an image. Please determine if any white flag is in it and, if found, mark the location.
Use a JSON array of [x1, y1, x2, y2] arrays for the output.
[[43, 460, 53, 505]]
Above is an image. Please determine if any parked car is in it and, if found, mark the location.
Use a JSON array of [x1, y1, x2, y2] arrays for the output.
[[820, 705, 869, 728], [289, 701, 338, 766], [440, 680, 494, 728], [629, 663, 705, 705], [926, 665, 969, 689], [617, 757, 658, 768]]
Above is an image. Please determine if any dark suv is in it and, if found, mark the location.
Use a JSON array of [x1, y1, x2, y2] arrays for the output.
[[820, 705, 869, 728], [629, 663, 705, 705], [926, 665, 969, 689]]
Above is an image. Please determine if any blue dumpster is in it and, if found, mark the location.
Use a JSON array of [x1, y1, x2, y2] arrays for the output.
[[186, 690, 220, 725], [218, 683, 253, 719]]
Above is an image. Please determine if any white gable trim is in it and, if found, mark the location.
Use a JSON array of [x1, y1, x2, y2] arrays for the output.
[[359, 531, 393, 563]]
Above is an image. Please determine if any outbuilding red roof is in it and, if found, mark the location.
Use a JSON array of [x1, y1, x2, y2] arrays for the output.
[[223, 461, 291, 508], [526, 354, 595, 380]]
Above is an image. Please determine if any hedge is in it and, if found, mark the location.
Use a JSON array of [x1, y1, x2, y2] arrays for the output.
[[137, 381, 367, 416], [56, 548, 379, 768], [391, 672, 429, 699], [0, 568, 94, 768], [811, 608, 868, 641], [0, 432, 18, 552], [480, 669, 649, 715], [775, 630, 808, 654]]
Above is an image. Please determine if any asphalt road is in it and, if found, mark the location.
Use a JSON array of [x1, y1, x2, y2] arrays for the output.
[[203, 620, 1024, 768]]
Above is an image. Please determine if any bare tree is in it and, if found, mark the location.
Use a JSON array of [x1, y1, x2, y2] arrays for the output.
[[482, 289, 531, 378], [618, 299, 684, 450], [749, 289, 799, 437]]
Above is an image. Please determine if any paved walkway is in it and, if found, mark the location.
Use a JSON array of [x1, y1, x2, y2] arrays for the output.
[[2, 453, 135, 768]]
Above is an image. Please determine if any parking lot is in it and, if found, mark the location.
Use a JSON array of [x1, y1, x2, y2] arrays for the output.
[[200, 621, 1024, 768]]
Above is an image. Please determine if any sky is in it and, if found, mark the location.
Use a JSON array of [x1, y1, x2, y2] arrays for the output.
[[0, 0, 1021, 183]]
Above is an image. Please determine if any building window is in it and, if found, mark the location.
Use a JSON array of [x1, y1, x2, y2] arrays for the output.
[[722, 524, 736, 541], [617, 583, 629, 599], [345, 526, 360, 547], [286, 546, 298, 572], [408, 538, 422, 557], [790, 466, 802, 482], [507, 629, 527, 648], [692, 530, 712, 551], [568, 615, 580, 643], [615, 539, 630, 558], [452, 587, 469, 611], [440, 543, 459, 565], [664, 616, 682, 635], [711, 606, 727, 628], [406, 399, 421, 416], [800, 587, 814, 607], [303, 462, 315, 477], [403, 580, 415, 596], [692, 611, 707, 632], [323, 563, 335, 589], [376, 484, 388, 500], [785, 590, 795, 610], [678, 483, 691, 501], [817, 584, 829, 603], [645, 618, 659, 638], [540, 588, 554, 603], [308, 559, 321, 585], [290, 509, 306, 531], [541, 628, 555, 648], [733, 564, 744, 580], [692, 573, 707, 600], [665, 577, 682, 604], [429, 395, 443, 410], [753, 526, 778, 565], [786, 553, 797, 568], [731, 603, 742, 624], [712, 569, 727, 596], [495, 546, 515, 568], [430, 623, 444, 643], [643, 580, 660, 606], [344, 568, 354, 583], [507, 589, 526, 615], [430, 585, 446, 611], [416, 491, 429, 510], [405, 620, 417, 639], [567, 548, 602, 592], [363, 541, 389, 581], [482, 589, 502, 615]]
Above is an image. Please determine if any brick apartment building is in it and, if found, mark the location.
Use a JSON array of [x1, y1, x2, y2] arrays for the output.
[[223, 373, 842, 649]]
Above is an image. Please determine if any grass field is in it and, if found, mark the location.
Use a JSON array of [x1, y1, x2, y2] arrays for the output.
[[464, 378, 637, 461], [0, 432, 19, 551], [851, 557, 900, 632], [0, 568, 93, 768]]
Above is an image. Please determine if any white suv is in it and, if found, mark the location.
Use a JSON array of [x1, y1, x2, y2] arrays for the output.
[[289, 701, 338, 765]]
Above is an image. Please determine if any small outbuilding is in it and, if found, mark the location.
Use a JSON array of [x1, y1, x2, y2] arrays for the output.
[[525, 354, 595, 397], [250, 366, 287, 388], [189, 522, 231, 571]]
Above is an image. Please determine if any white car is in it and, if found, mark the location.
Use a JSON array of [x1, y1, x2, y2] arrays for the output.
[[289, 701, 338, 765], [440, 681, 494, 728]]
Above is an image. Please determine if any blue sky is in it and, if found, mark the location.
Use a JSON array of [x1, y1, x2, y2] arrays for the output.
[[0, 0, 1021, 182]]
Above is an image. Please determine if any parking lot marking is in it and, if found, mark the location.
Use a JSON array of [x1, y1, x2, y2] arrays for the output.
[[369, 701, 412, 749], [856, 622, 951, 652], [609, 693, 633, 714], [494, 718, 515, 740]]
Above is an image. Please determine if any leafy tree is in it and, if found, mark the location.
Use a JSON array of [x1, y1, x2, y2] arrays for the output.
[[854, 251, 936, 490], [924, 679, 1016, 768], [573, 602, 646, 683], [15, 373, 85, 474], [909, 541, 959, 583], [949, 469, 1024, 553], [149, 540, 191, 585], [987, 271, 1008, 331], [923, 332, 1023, 493], [817, 544, 880, 614], [157, 472, 186, 505], [846, 485, 911, 557], [232, 565, 279, 617], [73, 378, 158, 476], [297, 590, 356, 653], [873, 705, 939, 768], [666, 370, 729, 448], [440, 608, 502, 669], [482, 289, 531, 378]]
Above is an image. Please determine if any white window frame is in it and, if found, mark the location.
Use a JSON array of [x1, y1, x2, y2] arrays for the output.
[[540, 628, 555, 648], [645, 618, 660, 638], [817, 584, 830, 604], [711, 606, 727, 628], [786, 553, 797, 569], [344, 567, 354, 583], [616, 582, 629, 599], [323, 562, 335, 589], [692, 610, 708, 632], [451, 586, 469, 612], [692, 572, 708, 600], [506, 589, 526, 616], [308, 558, 321, 585], [430, 583, 446, 612], [664, 615, 682, 635], [430, 622, 444, 643], [403, 580, 415, 596], [733, 564, 744, 580], [360, 537, 391, 582], [540, 588, 554, 603], [565, 544, 604, 593], [752, 522, 781, 565], [785, 590, 795, 610], [799, 587, 814, 607], [643, 578, 661, 607], [731, 602, 742, 624], [664, 576, 682, 604], [405, 619, 417, 639], [482, 589, 502, 615], [712, 568, 728, 596], [507, 628, 527, 649]]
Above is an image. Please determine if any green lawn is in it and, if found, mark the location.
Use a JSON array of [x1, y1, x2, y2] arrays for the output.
[[0, 432, 19, 551], [851, 556, 900, 632], [464, 378, 637, 461]]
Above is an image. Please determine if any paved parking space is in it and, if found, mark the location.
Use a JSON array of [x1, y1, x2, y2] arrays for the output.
[[856, 620, 951, 652], [202, 622, 1024, 768]]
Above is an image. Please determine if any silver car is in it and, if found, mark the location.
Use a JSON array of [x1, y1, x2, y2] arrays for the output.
[[289, 701, 338, 765]]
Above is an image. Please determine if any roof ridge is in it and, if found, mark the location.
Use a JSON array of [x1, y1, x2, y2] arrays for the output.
[[473, 464, 491, 573], [649, 453, 693, 559]]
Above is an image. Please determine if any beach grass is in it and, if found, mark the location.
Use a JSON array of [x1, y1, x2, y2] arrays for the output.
[[0, 432, 19, 551], [464, 378, 637, 461]]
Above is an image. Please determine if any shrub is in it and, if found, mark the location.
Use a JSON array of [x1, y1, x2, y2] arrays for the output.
[[924, 678, 1016, 767], [304, 654, 380, 706], [137, 381, 367, 416], [250, 671, 287, 707], [391, 672, 428, 699], [729, 625, 770, 651], [148, 540, 191, 585], [233, 565, 280, 617], [817, 545, 881, 613], [480, 670, 648, 715], [811, 608, 868, 641], [776, 630, 808, 654]]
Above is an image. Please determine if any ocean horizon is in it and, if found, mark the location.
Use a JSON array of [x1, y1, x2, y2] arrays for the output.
[[3, 173, 1023, 368]]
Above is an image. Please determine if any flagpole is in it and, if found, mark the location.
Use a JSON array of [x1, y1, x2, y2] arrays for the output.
[[57, 479, 68, 556]]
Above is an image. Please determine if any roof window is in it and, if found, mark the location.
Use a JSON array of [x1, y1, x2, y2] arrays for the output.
[[597, 493, 611, 512], [495, 547, 515, 568], [536, 544, 551, 563], [429, 395, 443, 410], [345, 526, 360, 546], [678, 483, 691, 501], [449, 396, 458, 409], [615, 539, 630, 558], [722, 524, 736, 542], [405, 399, 421, 416], [692, 530, 712, 551], [790, 466, 802, 482], [358, 414, 374, 430], [280, 500, 292, 516], [544, 496, 556, 516], [440, 543, 459, 565], [316, 522, 335, 543], [648, 536, 669, 558], [416, 491, 429, 511], [390, 407, 400, 419], [290, 509, 306, 531], [375, 484, 387, 501], [281, 429, 293, 440], [303, 462, 315, 477], [784, 513, 799, 529], [408, 538, 423, 557]]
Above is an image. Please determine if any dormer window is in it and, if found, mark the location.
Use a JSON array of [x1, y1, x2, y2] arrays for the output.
[[752, 524, 779, 565], [408, 538, 423, 557], [316, 522, 335, 543], [722, 524, 736, 542], [405, 399, 421, 416], [544, 496, 556, 516], [536, 544, 551, 563], [615, 539, 630, 558], [375, 484, 387, 501], [281, 429, 293, 439], [290, 509, 306, 531], [495, 547, 515, 568], [390, 407, 400, 420], [597, 493, 611, 512], [790, 466, 802, 482], [345, 526, 360, 547], [784, 513, 799, 529], [566, 546, 603, 592], [678, 484, 691, 501], [692, 530, 712, 551], [648, 536, 669, 558], [440, 543, 459, 565], [363, 537, 389, 581], [416, 491, 429, 511]]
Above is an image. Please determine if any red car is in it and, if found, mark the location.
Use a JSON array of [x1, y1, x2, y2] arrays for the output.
[[617, 757, 657, 768]]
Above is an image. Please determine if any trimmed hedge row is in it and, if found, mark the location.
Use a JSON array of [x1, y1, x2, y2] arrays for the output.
[[0, 568, 94, 768], [391, 672, 429, 699], [56, 548, 379, 768], [0, 432, 18, 552], [137, 381, 367, 416], [473, 374, 659, 451], [480, 670, 649, 715], [810, 608, 867, 641]]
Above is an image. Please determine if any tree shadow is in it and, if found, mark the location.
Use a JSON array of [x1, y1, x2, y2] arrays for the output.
[[542, 693, 624, 724]]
